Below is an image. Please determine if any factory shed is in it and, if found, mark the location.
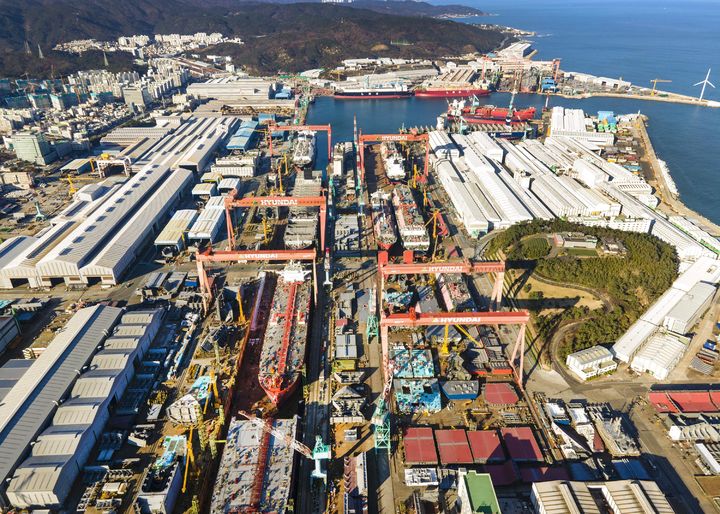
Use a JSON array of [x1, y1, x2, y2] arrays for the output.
[[80, 168, 193, 285], [484, 383, 519, 406], [663, 282, 716, 335], [188, 207, 225, 242], [0, 360, 33, 401], [501, 427, 543, 462], [226, 120, 260, 152], [467, 430, 506, 463], [6, 457, 78, 509], [435, 429, 473, 465], [155, 210, 198, 252], [457, 471, 501, 514], [0, 237, 37, 288], [403, 427, 438, 465], [631, 332, 689, 380], [0, 305, 122, 506]]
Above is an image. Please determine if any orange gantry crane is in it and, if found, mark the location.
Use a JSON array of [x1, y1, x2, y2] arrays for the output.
[[223, 189, 328, 251], [195, 248, 317, 311], [267, 123, 333, 161], [380, 309, 531, 388], [357, 131, 430, 184], [377, 250, 505, 307]]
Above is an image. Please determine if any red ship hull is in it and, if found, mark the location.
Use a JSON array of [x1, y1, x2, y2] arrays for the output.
[[459, 105, 536, 123], [260, 374, 300, 406], [415, 88, 490, 98]]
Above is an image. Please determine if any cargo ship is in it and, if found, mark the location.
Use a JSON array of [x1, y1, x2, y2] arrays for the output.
[[258, 263, 311, 405], [334, 82, 413, 99], [380, 142, 406, 180], [392, 185, 430, 251], [448, 97, 536, 125], [370, 191, 397, 250], [285, 177, 321, 250], [415, 86, 490, 98], [292, 130, 316, 167]]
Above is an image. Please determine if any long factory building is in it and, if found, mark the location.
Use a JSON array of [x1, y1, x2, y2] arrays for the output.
[[0, 115, 238, 288], [429, 120, 715, 262], [0, 305, 163, 508]]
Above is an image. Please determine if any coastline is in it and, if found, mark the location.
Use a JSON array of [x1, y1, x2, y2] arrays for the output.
[[548, 90, 719, 109], [634, 115, 720, 235]]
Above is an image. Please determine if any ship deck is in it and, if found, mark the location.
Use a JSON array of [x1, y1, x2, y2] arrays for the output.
[[259, 274, 310, 399], [210, 417, 297, 514]]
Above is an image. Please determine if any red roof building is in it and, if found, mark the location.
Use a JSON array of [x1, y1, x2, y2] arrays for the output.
[[501, 427, 543, 462], [467, 430, 506, 463], [670, 391, 717, 413], [484, 383, 519, 406], [403, 427, 438, 465], [434, 429, 474, 465], [648, 391, 678, 413]]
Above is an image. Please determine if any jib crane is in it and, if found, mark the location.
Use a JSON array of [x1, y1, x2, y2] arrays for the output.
[[237, 410, 331, 480], [357, 131, 430, 185], [267, 123, 333, 162], [650, 78, 671, 96], [223, 189, 328, 252]]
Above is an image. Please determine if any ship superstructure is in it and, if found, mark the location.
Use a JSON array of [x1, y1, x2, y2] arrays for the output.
[[258, 263, 311, 405], [392, 185, 430, 251], [381, 142, 406, 181], [292, 130, 316, 167], [370, 191, 397, 250]]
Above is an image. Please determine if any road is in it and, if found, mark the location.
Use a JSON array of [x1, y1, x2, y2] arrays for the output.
[[297, 261, 331, 514]]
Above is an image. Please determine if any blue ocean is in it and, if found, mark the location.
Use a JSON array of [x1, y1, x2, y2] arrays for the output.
[[308, 0, 720, 223]]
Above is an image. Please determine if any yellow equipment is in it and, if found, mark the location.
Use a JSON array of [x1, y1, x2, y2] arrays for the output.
[[440, 324, 450, 355], [650, 78, 671, 95], [64, 175, 96, 196], [236, 287, 246, 325], [182, 427, 195, 493]]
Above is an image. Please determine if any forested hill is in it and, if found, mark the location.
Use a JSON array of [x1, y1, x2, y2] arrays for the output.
[[0, 0, 507, 77]]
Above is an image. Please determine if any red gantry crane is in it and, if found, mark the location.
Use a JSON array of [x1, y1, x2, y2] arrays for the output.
[[377, 250, 505, 307], [267, 123, 333, 162], [223, 189, 328, 252], [195, 248, 317, 311], [357, 131, 430, 184], [380, 309, 531, 388]]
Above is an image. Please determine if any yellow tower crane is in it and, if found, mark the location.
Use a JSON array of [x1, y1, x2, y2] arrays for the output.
[[649, 78, 671, 95], [182, 427, 196, 493]]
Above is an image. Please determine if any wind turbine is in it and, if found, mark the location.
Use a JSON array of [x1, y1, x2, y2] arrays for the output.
[[693, 68, 715, 101]]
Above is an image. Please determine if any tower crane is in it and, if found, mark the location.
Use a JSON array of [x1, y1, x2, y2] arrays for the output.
[[649, 78, 671, 95], [237, 410, 330, 480]]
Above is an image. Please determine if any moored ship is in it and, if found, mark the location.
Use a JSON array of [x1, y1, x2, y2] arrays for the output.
[[415, 87, 490, 98], [334, 82, 413, 99], [370, 191, 397, 250], [392, 185, 430, 251], [258, 263, 311, 405], [448, 97, 536, 124]]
